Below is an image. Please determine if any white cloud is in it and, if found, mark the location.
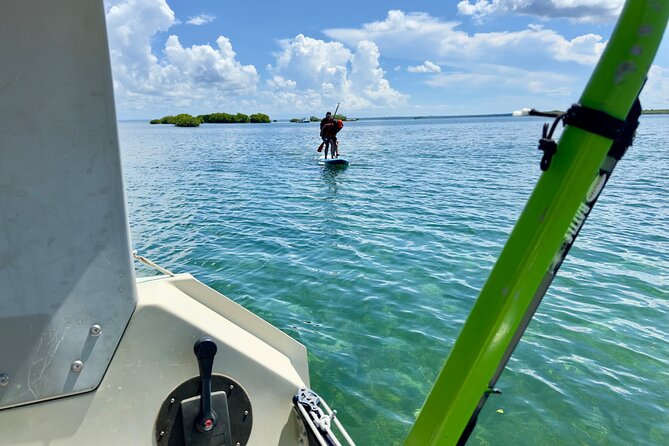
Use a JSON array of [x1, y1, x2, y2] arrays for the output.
[[641, 65, 669, 109], [408, 60, 442, 73], [325, 11, 459, 64], [417, 63, 576, 114], [272, 34, 352, 88], [104, 2, 409, 117], [267, 34, 407, 112], [323, 9, 604, 104], [101, 2, 642, 118], [457, 0, 624, 24], [324, 11, 606, 67], [163, 35, 258, 90], [186, 14, 215, 26], [106, 0, 174, 73], [550, 30, 606, 64], [350, 40, 407, 105], [105, 0, 257, 115], [425, 64, 573, 97], [266, 75, 297, 89]]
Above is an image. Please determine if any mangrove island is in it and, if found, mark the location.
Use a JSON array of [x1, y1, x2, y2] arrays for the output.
[[150, 112, 271, 127]]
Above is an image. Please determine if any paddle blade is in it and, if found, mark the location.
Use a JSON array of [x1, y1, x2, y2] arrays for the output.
[[317, 142, 324, 152]]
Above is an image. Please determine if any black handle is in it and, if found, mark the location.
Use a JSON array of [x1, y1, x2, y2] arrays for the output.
[[193, 337, 218, 433]]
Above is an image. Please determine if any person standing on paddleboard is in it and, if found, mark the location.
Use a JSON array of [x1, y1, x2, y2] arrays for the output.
[[321, 118, 343, 159], [319, 112, 333, 155], [319, 111, 335, 159]]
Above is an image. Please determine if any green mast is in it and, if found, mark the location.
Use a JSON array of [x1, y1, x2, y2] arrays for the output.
[[405, 1, 669, 445]]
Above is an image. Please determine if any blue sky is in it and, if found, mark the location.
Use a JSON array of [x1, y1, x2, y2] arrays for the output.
[[104, 0, 669, 120]]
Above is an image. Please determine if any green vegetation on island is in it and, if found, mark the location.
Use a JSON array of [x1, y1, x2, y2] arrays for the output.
[[150, 112, 271, 127], [198, 112, 271, 123], [149, 113, 201, 127], [149, 115, 177, 125]]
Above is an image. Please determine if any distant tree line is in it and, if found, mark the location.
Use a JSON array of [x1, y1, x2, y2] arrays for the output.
[[150, 112, 271, 127], [199, 112, 271, 123], [149, 114, 201, 127], [290, 114, 348, 123]]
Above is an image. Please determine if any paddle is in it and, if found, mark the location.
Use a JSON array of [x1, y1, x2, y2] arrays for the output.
[[332, 103, 341, 157]]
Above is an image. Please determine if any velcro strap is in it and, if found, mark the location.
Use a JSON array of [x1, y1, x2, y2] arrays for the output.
[[564, 104, 627, 141]]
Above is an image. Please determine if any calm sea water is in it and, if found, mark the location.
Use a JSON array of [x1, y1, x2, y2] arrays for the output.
[[119, 115, 668, 445]]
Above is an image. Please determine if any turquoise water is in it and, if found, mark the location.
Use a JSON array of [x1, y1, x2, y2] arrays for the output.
[[120, 116, 669, 445]]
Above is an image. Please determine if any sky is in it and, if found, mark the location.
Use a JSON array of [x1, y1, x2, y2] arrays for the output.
[[103, 0, 669, 120]]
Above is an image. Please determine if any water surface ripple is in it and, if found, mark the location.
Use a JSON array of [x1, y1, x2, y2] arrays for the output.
[[120, 116, 668, 445]]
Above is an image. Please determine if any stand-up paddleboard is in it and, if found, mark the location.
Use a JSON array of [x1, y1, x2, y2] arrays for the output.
[[319, 157, 349, 167]]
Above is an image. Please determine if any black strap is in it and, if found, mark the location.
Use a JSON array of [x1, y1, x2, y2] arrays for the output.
[[535, 99, 641, 171], [608, 98, 641, 160], [563, 104, 627, 141], [537, 113, 565, 171]]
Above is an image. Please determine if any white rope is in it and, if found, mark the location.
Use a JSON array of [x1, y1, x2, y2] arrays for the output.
[[320, 399, 356, 446], [132, 251, 174, 277], [296, 404, 329, 446]]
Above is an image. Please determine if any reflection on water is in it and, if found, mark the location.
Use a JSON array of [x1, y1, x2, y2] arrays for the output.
[[320, 163, 348, 194]]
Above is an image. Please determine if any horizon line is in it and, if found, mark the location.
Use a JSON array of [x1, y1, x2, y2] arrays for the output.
[[118, 109, 669, 122]]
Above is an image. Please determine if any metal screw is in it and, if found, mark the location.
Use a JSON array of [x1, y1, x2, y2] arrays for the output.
[[169, 398, 175, 404], [0, 374, 9, 387], [244, 410, 248, 416], [229, 384, 234, 390], [71, 360, 84, 373], [236, 443, 240, 446], [89, 324, 102, 336]]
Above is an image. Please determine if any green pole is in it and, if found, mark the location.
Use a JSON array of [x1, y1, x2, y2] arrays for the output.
[[405, 1, 669, 445]]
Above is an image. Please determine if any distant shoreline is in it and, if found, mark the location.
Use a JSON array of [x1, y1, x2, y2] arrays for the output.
[[352, 109, 669, 121], [641, 109, 669, 114], [120, 109, 669, 122], [355, 113, 511, 121]]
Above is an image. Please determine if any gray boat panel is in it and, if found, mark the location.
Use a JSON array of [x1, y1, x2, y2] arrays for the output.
[[0, 0, 136, 409]]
